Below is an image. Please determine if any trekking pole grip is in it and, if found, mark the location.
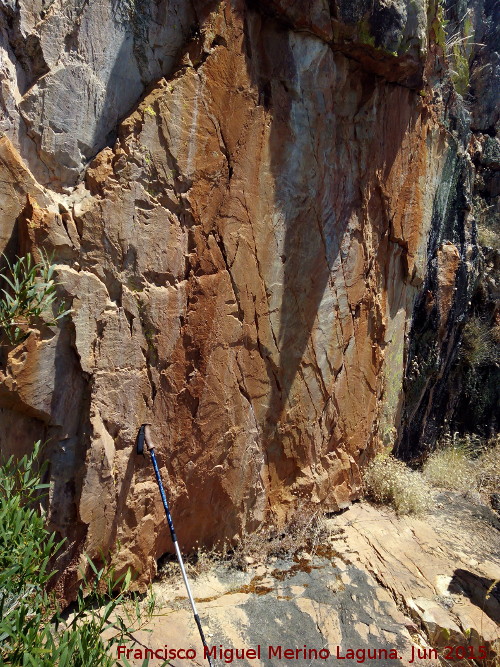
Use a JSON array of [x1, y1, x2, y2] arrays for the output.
[[144, 424, 154, 451]]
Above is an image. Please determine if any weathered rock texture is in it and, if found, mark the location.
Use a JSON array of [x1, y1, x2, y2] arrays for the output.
[[113, 496, 500, 666], [0, 0, 490, 593], [0, 0, 196, 186]]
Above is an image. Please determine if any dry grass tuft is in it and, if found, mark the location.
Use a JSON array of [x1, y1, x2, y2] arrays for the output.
[[460, 317, 499, 368], [477, 219, 500, 249], [422, 433, 499, 506], [158, 504, 337, 581], [159, 545, 224, 581], [363, 454, 432, 515], [476, 437, 500, 499], [422, 447, 475, 493], [230, 504, 333, 569]]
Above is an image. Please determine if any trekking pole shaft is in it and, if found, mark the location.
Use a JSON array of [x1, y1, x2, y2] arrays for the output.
[[149, 448, 214, 667], [149, 448, 177, 542]]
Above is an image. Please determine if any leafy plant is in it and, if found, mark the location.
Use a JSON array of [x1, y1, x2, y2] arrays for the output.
[[0, 443, 157, 666], [51, 557, 155, 667], [0, 442, 59, 664], [0, 251, 71, 345], [429, 0, 448, 50]]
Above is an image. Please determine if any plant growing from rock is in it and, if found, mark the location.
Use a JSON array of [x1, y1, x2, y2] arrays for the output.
[[158, 502, 335, 582], [476, 436, 500, 500], [444, 8, 475, 96], [460, 317, 499, 369], [0, 251, 71, 345], [477, 216, 500, 249], [422, 432, 500, 511]]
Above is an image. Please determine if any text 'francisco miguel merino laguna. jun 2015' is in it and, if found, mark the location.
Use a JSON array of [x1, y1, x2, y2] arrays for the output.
[[116, 643, 483, 663]]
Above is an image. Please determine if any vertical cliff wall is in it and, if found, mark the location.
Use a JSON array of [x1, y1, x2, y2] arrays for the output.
[[397, 0, 499, 457], [0, 0, 485, 594]]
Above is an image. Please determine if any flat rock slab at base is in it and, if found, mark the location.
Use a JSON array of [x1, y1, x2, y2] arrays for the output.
[[118, 560, 429, 667], [334, 495, 500, 650], [115, 496, 499, 666]]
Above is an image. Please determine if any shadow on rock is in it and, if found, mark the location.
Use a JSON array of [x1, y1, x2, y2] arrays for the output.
[[449, 569, 500, 625]]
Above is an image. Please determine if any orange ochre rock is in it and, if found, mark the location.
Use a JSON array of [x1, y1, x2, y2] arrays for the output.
[[0, 0, 470, 597]]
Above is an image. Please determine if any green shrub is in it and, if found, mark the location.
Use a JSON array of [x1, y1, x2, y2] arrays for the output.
[[0, 443, 156, 666], [0, 252, 71, 345], [363, 454, 432, 515], [0, 443, 59, 664]]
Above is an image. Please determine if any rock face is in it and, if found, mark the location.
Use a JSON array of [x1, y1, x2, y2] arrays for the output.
[[0, 0, 196, 187], [0, 0, 487, 594]]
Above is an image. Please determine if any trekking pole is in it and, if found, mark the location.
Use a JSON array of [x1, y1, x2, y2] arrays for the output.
[[136, 424, 214, 667]]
